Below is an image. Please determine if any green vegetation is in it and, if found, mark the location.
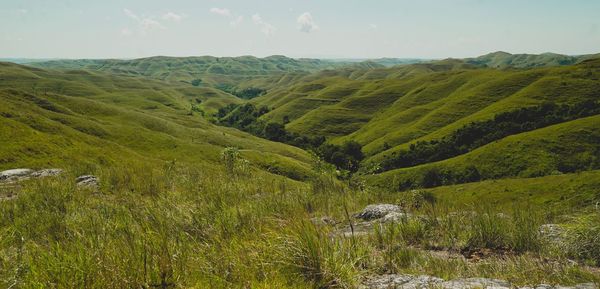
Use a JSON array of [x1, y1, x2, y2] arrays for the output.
[[215, 103, 365, 173], [465, 51, 600, 69], [1, 52, 600, 287], [378, 101, 600, 173], [0, 62, 311, 179]]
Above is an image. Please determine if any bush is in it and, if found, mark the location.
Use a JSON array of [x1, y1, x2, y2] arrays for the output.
[[566, 212, 600, 266], [191, 79, 202, 86], [220, 147, 250, 176]]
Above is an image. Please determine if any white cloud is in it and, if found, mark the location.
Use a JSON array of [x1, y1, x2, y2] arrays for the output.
[[370, 23, 378, 29], [230, 16, 244, 27], [17, 9, 28, 15], [123, 8, 165, 35], [210, 7, 231, 17], [162, 12, 184, 22], [124, 8, 139, 21], [210, 7, 243, 29], [140, 18, 164, 31], [120, 27, 132, 36], [252, 13, 276, 36], [297, 12, 319, 33]]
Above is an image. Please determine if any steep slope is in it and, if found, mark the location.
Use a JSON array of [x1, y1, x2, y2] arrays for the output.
[[360, 59, 600, 161], [365, 114, 600, 190], [233, 57, 600, 190], [0, 62, 312, 179]]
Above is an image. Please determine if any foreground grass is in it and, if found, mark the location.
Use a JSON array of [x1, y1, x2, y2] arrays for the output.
[[1, 162, 599, 288]]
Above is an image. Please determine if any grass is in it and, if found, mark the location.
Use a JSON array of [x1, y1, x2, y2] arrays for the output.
[[0, 62, 313, 180], [1, 57, 600, 287], [365, 115, 600, 190], [3, 162, 599, 288]]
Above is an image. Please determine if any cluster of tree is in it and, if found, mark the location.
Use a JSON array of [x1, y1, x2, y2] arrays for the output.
[[379, 100, 600, 173], [216, 84, 267, 99], [317, 141, 364, 172], [191, 79, 202, 86], [215, 103, 364, 172], [215, 103, 269, 133], [396, 166, 482, 191]]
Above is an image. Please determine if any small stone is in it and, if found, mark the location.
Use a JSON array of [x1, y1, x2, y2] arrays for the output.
[[76, 175, 99, 189], [539, 224, 565, 244], [355, 204, 403, 220], [310, 216, 337, 226]]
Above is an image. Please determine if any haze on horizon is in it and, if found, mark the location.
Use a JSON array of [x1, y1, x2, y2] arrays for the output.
[[1, 0, 599, 59]]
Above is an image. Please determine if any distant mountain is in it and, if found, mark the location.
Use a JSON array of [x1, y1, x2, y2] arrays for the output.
[[27, 55, 379, 86], [326, 58, 428, 67], [465, 51, 600, 68]]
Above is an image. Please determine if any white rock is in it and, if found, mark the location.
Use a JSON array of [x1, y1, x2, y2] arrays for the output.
[[0, 168, 34, 181], [441, 278, 511, 289], [356, 204, 403, 220], [31, 169, 63, 178], [76, 175, 99, 188]]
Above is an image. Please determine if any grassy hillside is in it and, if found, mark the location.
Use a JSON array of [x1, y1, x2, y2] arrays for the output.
[[465, 51, 600, 69], [0, 62, 312, 180], [365, 115, 600, 190], [223, 57, 600, 191], [2, 55, 600, 288]]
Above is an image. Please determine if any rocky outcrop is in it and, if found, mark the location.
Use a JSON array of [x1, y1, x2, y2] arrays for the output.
[[362, 274, 598, 289], [31, 169, 63, 178], [0, 169, 34, 182], [76, 175, 99, 189], [363, 274, 443, 289], [355, 204, 404, 220], [0, 168, 63, 183], [334, 204, 417, 237]]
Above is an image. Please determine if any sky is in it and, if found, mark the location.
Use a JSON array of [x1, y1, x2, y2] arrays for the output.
[[1, 0, 599, 59]]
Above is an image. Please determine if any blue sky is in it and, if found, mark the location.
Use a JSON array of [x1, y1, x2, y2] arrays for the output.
[[1, 0, 599, 59]]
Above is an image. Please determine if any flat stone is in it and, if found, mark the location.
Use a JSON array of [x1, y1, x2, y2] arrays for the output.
[[381, 211, 413, 223], [442, 278, 511, 289], [76, 175, 99, 189], [363, 274, 443, 289], [362, 274, 599, 289], [356, 204, 403, 220], [31, 169, 63, 178], [0, 169, 33, 181]]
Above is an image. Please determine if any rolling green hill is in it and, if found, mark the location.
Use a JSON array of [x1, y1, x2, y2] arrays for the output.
[[0, 62, 313, 180], [231, 57, 600, 189], [465, 51, 600, 69], [2, 53, 600, 288]]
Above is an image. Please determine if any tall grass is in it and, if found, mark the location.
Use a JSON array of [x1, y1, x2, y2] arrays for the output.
[[279, 221, 368, 288], [0, 161, 598, 288], [566, 211, 600, 266]]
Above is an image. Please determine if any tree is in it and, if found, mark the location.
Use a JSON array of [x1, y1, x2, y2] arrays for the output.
[[191, 79, 202, 86], [263, 122, 287, 141], [342, 141, 364, 162], [421, 168, 443, 188]]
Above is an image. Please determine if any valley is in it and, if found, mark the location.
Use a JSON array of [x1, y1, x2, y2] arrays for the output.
[[1, 51, 599, 288]]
